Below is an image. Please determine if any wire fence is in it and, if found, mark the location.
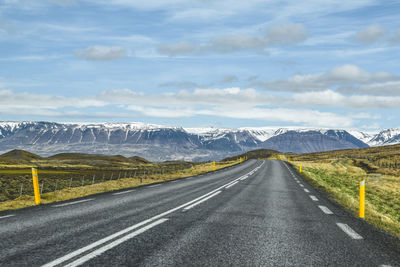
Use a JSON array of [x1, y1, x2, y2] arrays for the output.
[[0, 163, 197, 202]]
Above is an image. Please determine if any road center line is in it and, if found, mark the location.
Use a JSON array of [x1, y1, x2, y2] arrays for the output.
[[52, 199, 95, 208], [225, 181, 239, 189], [304, 189, 310, 193], [64, 218, 169, 267], [299, 184, 304, 187], [318, 205, 333, 214], [310, 195, 318, 201], [43, 164, 261, 267], [183, 191, 221, 211], [112, 190, 135, 196], [0, 214, 15, 219], [336, 223, 363, 240]]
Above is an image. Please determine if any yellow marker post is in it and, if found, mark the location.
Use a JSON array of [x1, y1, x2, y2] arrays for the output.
[[31, 168, 41, 205], [299, 164, 302, 173], [359, 180, 365, 219], [212, 161, 216, 171], [240, 157, 242, 163]]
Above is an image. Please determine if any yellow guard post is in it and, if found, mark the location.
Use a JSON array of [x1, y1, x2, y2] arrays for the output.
[[31, 168, 41, 205], [359, 180, 365, 219]]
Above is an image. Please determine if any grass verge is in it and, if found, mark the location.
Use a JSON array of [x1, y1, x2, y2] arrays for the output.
[[0, 160, 241, 212], [291, 159, 400, 239]]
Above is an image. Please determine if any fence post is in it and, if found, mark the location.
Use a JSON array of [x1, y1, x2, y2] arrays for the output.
[[110, 173, 113, 181], [54, 179, 58, 193], [102, 174, 105, 182], [92, 174, 95, 184], [81, 176, 85, 186]]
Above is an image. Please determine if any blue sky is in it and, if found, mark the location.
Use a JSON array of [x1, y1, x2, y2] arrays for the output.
[[0, 0, 400, 131]]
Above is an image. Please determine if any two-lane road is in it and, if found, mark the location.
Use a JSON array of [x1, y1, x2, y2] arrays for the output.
[[0, 160, 399, 266]]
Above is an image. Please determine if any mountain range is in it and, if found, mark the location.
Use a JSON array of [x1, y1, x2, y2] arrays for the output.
[[0, 121, 399, 161]]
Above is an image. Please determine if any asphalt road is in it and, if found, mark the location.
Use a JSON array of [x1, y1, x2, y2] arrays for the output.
[[0, 159, 399, 266]]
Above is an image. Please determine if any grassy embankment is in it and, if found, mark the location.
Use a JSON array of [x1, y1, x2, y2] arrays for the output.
[[283, 145, 400, 239], [0, 149, 243, 212]]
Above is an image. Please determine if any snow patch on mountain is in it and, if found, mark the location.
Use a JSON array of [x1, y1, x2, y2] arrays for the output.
[[368, 128, 400, 146]]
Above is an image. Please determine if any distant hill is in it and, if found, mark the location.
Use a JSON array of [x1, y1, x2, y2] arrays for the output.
[[0, 149, 42, 161], [292, 143, 400, 177], [49, 153, 129, 162], [223, 149, 278, 161], [49, 153, 149, 164]]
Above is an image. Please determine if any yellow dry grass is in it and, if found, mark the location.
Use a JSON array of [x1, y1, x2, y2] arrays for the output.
[[290, 159, 400, 239], [0, 160, 240, 212]]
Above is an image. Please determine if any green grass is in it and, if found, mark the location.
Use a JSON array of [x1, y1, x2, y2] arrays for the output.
[[0, 159, 242, 212], [290, 159, 400, 239], [0, 169, 71, 174]]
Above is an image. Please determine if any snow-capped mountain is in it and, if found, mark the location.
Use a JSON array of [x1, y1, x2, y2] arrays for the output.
[[0, 121, 396, 161], [367, 128, 400, 146]]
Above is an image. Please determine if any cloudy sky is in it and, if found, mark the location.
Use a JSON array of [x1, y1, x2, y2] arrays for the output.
[[0, 0, 399, 131]]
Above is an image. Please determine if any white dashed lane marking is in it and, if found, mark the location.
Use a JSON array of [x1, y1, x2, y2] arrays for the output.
[[112, 190, 135, 196], [52, 199, 95, 208], [336, 223, 363, 240], [310, 195, 318, 201], [318, 205, 333, 215], [0, 214, 15, 219]]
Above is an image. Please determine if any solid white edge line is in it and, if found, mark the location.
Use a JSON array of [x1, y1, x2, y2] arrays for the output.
[[183, 191, 221, 211], [148, 184, 161, 188], [310, 195, 318, 201], [336, 223, 363, 240], [52, 199, 95, 208], [112, 190, 135, 196], [64, 218, 169, 267], [225, 181, 239, 189], [0, 214, 15, 219], [44, 163, 262, 267], [318, 205, 334, 215]]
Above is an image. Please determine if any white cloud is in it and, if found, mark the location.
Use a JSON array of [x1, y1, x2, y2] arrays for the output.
[[355, 24, 386, 44], [221, 75, 239, 83], [169, 8, 233, 21], [291, 90, 400, 109], [75, 46, 126, 61], [157, 41, 197, 56], [254, 64, 399, 92], [158, 23, 307, 56], [265, 24, 307, 45], [2, 85, 400, 127], [0, 89, 106, 109], [126, 104, 353, 128]]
